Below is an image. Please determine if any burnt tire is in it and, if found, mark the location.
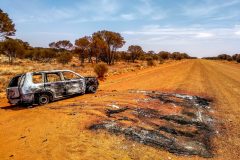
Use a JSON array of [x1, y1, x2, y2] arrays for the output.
[[37, 94, 50, 105], [88, 86, 97, 93]]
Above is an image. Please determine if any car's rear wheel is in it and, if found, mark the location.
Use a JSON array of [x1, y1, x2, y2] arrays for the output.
[[38, 94, 50, 105]]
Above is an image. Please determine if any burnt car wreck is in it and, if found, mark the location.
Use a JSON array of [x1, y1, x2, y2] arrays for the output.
[[7, 70, 99, 105]]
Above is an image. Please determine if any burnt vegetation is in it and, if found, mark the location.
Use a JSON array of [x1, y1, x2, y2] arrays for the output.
[[90, 91, 215, 158]]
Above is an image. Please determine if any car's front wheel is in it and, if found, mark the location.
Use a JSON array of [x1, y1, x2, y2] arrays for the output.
[[88, 86, 97, 93], [37, 94, 50, 105]]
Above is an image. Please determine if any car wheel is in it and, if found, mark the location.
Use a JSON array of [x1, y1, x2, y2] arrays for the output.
[[88, 86, 97, 93], [38, 94, 50, 105]]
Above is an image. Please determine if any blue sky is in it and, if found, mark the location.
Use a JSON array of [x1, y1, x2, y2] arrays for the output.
[[1, 0, 240, 57]]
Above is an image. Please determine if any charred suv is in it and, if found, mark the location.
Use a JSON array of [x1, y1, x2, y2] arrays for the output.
[[7, 70, 99, 105]]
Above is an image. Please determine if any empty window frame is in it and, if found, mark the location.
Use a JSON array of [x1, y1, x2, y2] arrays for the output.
[[46, 73, 62, 83], [32, 74, 43, 84]]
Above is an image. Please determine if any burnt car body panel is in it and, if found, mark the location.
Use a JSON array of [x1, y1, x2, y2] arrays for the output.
[[6, 70, 98, 105], [7, 74, 24, 104], [85, 77, 99, 93]]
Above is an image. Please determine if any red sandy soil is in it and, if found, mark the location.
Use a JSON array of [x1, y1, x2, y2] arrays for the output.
[[0, 59, 239, 160]]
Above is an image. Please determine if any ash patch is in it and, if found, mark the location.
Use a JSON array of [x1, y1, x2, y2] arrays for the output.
[[90, 91, 215, 158]]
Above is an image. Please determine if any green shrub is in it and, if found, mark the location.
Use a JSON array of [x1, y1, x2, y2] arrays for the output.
[[94, 64, 108, 78], [57, 53, 72, 64], [159, 51, 170, 60]]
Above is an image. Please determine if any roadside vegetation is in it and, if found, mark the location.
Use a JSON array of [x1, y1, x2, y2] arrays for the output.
[[202, 53, 240, 63], [0, 9, 192, 67], [94, 64, 108, 79]]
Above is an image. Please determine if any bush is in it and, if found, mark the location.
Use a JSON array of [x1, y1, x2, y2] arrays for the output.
[[232, 54, 239, 61], [159, 57, 164, 64], [20, 50, 34, 60], [159, 51, 170, 60], [40, 49, 56, 62], [57, 52, 72, 64], [94, 64, 108, 78], [146, 57, 155, 66], [226, 55, 232, 61], [1, 38, 24, 63], [218, 54, 229, 60], [236, 55, 240, 63]]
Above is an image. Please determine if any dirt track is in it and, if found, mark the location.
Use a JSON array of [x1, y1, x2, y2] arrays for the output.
[[0, 59, 239, 160]]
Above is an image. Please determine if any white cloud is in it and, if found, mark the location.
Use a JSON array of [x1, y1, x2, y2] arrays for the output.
[[12, 0, 169, 24], [76, 0, 119, 15], [122, 25, 240, 39], [211, 14, 238, 21], [151, 15, 165, 20], [182, 0, 240, 17], [122, 25, 240, 57], [235, 31, 240, 35], [195, 32, 214, 38], [137, 0, 153, 15], [120, 14, 136, 20], [13, 0, 121, 23]]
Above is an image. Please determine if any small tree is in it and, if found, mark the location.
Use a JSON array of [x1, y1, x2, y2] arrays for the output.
[[180, 53, 190, 59], [232, 54, 239, 61], [75, 36, 91, 65], [171, 52, 180, 60], [152, 54, 159, 61], [128, 45, 143, 62], [120, 51, 131, 62], [159, 51, 170, 60], [1, 38, 24, 63], [93, 30, 125, 65], [0, 9, 16, 40], [40, 49, 56, 62], [49, 40, 73, 51], [15, 39, 31, 50], [236, 54, 240, 63], [217, 54, 229, 60], [21, 49, 34, 60], [226, 55, 232, 61], [56, 40, 73, 50], [90, 34, 107, 63], [49, 42, 57, 49]]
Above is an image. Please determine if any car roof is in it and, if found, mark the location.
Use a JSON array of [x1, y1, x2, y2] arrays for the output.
[[31, 70, 75, 74]]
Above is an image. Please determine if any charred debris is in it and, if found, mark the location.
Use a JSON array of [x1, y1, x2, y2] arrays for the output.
[[90, 91, 215, 158]]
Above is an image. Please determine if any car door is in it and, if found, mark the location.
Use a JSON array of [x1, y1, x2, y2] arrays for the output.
[[7, 74, 24, 100], [62, 71, 85, 95], [44, 72, 66, 98]]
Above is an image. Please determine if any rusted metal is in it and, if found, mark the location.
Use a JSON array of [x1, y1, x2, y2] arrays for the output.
[[6, 70, 98, 105]]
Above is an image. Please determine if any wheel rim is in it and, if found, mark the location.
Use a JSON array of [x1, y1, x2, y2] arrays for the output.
[[90, 86, 96, 92], [39, 96, 48, 104]]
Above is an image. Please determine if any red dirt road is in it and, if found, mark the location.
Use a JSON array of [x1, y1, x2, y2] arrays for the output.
[[0, 59, 239, 160]]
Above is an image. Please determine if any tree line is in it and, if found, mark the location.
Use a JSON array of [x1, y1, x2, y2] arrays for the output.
[[1, 9, 193, 65], [202, 54, 240, 63]]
